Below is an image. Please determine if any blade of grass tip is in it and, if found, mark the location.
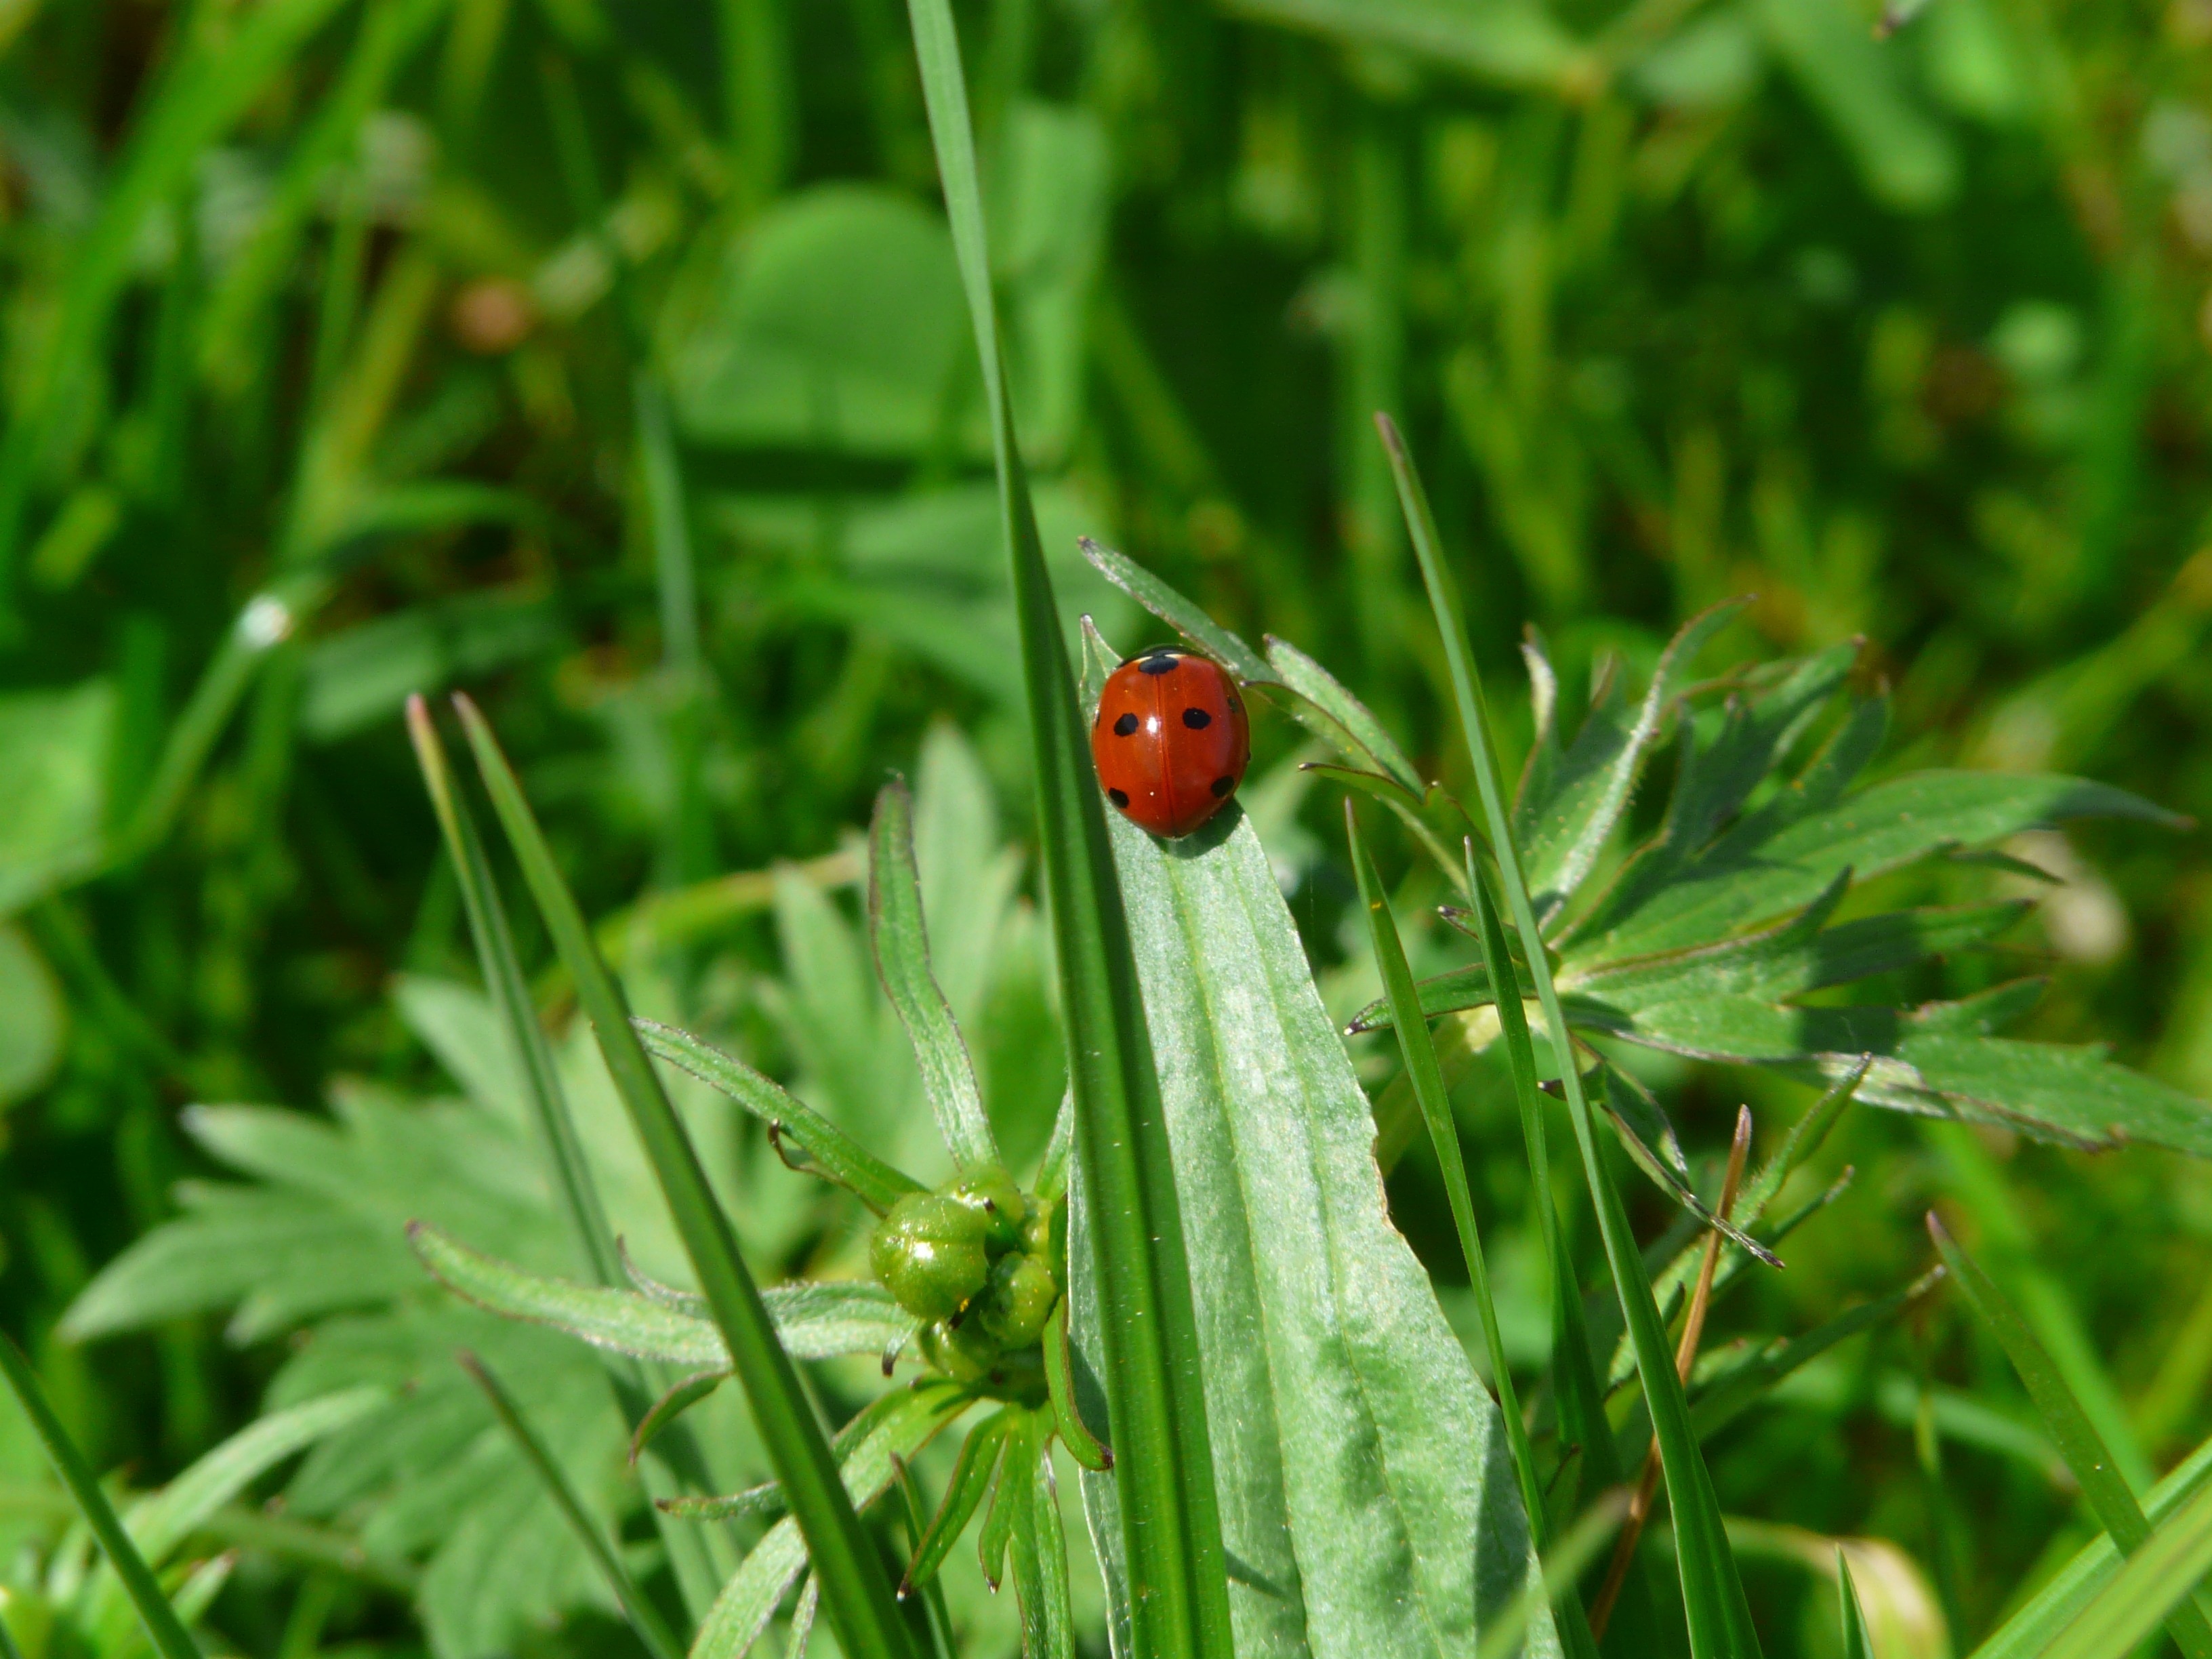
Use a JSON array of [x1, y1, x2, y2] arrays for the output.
[[1837, 1550, 1872, 1659], [1591, 1107, 1753, 1639], [903, 1, 1233, 1654], [1927, 1213, 2212, 1658], [0, 1336, 200, 1659], [890, 1459, 958, 1659], [1378, 411, 1761, 1658], [454, 695, 920, 1659], [459, 1351, 686, 1659], [409, 695, 731, 1620], [1347, 802, 1544, 1540], [2043, 1475, 2212, 1659]]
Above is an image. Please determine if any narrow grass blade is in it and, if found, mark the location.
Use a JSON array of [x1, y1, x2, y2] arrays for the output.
[[870, 779, 998, 1168], [634, 1019, 922, 1213], [1027, 1415, 1078, 1659], [455, 695, 920, 1659], [459, 1351, 686, 1659], [633, 1372, 724, 1467], [1346, 802, 1545, 1540], [0, 1335, 201, 1659], [1969, 1425, 2212, 1658], [410, 696, 733, 1618], [1379, 412, 1761, 1658], [892, 1460, 959, 1659], [903, 3, 1233, 1653], [1476, 1488, 1635, 1659], [1837, 1551, 1873, 1659], [1927, 1212, 2212, 1657], [2044, 1475, 2212, 1659], [1078, 537, 1280, 687]]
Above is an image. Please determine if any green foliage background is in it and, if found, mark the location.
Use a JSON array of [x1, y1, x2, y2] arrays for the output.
[[3, 0, 2212, 1653]]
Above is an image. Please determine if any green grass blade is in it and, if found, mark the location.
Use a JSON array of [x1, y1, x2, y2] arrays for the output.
[[869, 779, 999, 1168], [1837, 1550, 1873, 1659], [409, 695, 731, 1620], [901, 3, 1233, 1653], [459, 1351, 687, 1659], [2043, 1475, 2212, 1659], [1379, 411, 1761, 1658], [0, 1335, 202, 1659], [1928, 1212, 2212, 1658], [454, 695, 921, 1659], [1346, 802, 1546, 1540]]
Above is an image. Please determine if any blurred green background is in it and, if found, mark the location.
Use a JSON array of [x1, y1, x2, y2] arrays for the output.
[[4, 0, 2212, 1652]]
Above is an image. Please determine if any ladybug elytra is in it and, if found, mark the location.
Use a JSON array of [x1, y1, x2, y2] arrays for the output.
[[1090, 648, 1252, 838]]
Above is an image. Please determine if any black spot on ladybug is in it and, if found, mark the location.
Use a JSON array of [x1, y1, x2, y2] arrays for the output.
[[1138, 652, 1179, 675], [1113, 712, 1139, 736], [1210, 775, 1235, 798], [1108, 787, 1130, 808], [1182, 708, 1212, 730]]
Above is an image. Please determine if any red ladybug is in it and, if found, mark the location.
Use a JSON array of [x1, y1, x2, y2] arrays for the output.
[[1090, 648, 1251, 838]]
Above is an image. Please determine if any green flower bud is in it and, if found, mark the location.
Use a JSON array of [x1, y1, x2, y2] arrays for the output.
[[918, 1316, 1001, 1383], [869, 1193, 990, 1322], [942, 1166, 1027, 1254], [976, 1250, 1059, 1349]]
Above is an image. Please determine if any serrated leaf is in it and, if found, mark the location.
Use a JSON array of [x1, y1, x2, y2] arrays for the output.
[[1076, 537, 1279, 687], [411, 1224, 912, 1363], [1511, 600, 1743, 924], [869, 780, 998, 1169], [1073, 803, 1557, 1658], [687, 1382, 969, 1659]]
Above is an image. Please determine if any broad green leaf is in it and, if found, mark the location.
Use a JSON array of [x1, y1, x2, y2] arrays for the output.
[[2043, 1475, 2212, 1659], [1512, 601, 1742, 924], [1929, 1215, 2212, 1658], [869, 779, 998, 1168], [1380, 413, 1761, 1657], [689, 1382, 970, 1659], [411, 1223, 912, 1363], [634, 1019, 922, 1214], [663, 186, 968, 457], [1077, 802, 1557, 1658], [905, 0, 1233, 1649], [458, 697, 922, 1659], [1970, 1427, 2212, 1658], [1078, 536, 1281, 688], [0, 680, 112, 912]]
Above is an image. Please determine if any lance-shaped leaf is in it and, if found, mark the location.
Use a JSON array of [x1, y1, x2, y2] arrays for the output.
[[687, 1382, 971, 1659], [1072, 801, 1557, 1659], [1380, 412, 1762, 1657], [1042, 1296, 1110, 1472], [869, 779, 999, 1169], [632, 1371, 724, 1467], [411, 1223, 912, 1363], [634, 1019, 922, 1214], [1263, 634, 1423, 796], [903, 1410, 1017, 1593], [1008, 1410, 1076, 1659], [905, 2, 1233, 1652], [1930, 1215, 2212, 1659], [1838, 1552, 1874, 1659], [1078, 537, 1281, 688], [455, 697, 921, 1659], [1511, 600, 1744, 924]]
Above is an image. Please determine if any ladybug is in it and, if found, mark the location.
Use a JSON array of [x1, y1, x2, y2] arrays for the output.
[[1090, 647, 1251, 838]]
